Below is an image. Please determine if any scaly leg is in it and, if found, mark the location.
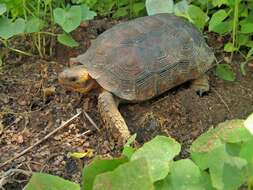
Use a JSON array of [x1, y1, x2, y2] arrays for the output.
[[98, 90, 130, 144], [191, 74, 210, 96]]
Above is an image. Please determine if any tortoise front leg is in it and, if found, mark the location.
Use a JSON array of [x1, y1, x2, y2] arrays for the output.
[[98, 90, 130, 144], [191, 74, 210, 96]]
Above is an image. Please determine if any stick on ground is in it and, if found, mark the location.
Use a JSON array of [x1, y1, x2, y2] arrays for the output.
[[83, 111, 100, 131], [0, 112, 82, 169]]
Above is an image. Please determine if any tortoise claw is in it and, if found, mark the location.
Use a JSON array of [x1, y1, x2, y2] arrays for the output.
[[191, 75, 210, 97]]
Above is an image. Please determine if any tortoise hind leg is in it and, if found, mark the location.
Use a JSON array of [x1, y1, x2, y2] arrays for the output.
[[191, 74, 210, 96], [98, 90, 130, 144]]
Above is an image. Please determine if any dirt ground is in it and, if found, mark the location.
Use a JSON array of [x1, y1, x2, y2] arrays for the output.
[[1, 19, 253, 189]]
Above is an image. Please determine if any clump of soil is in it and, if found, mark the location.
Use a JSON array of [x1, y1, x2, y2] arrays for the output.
[[1, 18, 253, 189]]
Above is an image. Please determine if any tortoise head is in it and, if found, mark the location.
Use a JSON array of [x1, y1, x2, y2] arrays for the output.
[[58, 65, 98, 93], [195, 43, 216, 73]]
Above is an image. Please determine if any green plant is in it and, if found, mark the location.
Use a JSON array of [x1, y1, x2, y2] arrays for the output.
[[82, 0, 146, 19], [0, 0, 96, 60], [24, 113, 253, 190]]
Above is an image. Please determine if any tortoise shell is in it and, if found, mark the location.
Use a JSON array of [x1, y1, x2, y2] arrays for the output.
[[75, 13, 215, 101]]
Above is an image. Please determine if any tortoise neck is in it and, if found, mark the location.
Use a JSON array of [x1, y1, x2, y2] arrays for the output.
[[90, 79, 103, 93]]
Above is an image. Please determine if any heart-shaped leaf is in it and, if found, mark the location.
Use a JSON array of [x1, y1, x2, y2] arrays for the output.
[[113, 7, 128, 19], [80, 4, 97, 21], [0, 4, 6, 15], [24, 173, 80, 190], [53, 6, 82, 33], [0, 17, 26, 40], [187, 5, 208, 30], [215, 64, 236, 81], [57, 33, 79, 47], [25, 17, 44, 33], [82, 157, 128, 190], [209, 9, 229, 33], [146, 0, 174, 16], [132, 2, 145, 16], [93, 158, 154, 190], [174, 0, 189, 19], [240, 23, 253, 34], [131, 136, 181, 182], [224, 42, 237, 52]]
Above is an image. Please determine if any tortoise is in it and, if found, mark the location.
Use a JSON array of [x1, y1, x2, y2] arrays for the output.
[[59, 13, 215, 144]]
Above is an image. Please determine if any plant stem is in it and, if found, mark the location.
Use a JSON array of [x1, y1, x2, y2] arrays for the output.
[[231, 0, 239, 60], [22, 0, 27, 20], [38, 31, 57, 36], [0, 39, 32, 56], [8, 47, 33, 56], [49, 2, 55, 56], [129, 0, 133, 18]]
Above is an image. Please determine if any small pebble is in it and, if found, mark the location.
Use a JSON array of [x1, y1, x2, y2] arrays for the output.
[[0, 95, 9, 104], [18, 98, 27, 106], [43, 86, 56, 97]]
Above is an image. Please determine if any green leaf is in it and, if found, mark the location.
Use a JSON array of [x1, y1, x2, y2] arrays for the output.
[[24, 173, 80, 190], [246, 41, 253, 48], [190, 128, 223, 170], [187, 5, 208, 30], [211, 20, 233, 34], [0, 3, 6, 15], [124, 134, 137, 147], [122, 146, 135, 159], [132, 2, 145, 17], [224, 42, 237, 52], [0, 17, 26, 40], [154, 175, 171, 190], [131, 136, 181, 182], [241, 23, 253, 34], [112, 7, 128, 19], [122, 134, 136, 159], [216, 120, 253, 143], [80, 4, 97, 21], [246, 47, 253, 60], [212, 0, 228, 7], [155, 160, 215, 190], [145, 0, 174, 16], [238, 34, 249, 47], [170, 159, 208, 190], [71, 0, 85, 4], [53, 6, 82, 33], [240, 139, 253, 176], [57, 33, 79, 47], [93, 158, 154, 190], [215, 64, 236, 81], [240, 6, 249, 17], [190, 119, 251, 189], [209, 9, 228, 32], [209, 146, 247, 190], [190, 119, 251, 170], [83, 0, 97, 8], [25, 17, 44, 33], [174, 0, 189, 19], [82, 157, 128, 190], [244, 113, 253, 135]]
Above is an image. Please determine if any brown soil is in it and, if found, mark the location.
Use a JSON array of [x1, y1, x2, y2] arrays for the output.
[[1, 19, 253, 189]]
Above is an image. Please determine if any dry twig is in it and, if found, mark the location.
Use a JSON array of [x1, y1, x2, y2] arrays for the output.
[[0, 169, 32, 189], [83, 111, 100, 131], [212, 88, 231, 114], [0, 112, 82, 169]]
